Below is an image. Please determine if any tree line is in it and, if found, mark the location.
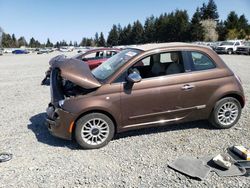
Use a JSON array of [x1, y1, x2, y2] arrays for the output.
[[1, 0, 249, 48]]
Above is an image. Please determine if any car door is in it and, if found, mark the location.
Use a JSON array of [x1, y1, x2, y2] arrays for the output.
[[120, 51, 192, 129], [176, 50, 220, 119]]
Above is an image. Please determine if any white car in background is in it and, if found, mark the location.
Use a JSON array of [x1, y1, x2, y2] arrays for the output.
[[215, 40, 244, 54], [3, 48, 13, 53], [59, 47, 71, 52]]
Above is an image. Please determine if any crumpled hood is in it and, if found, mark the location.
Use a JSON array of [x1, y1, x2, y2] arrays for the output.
[[49, 55, 101, 89]]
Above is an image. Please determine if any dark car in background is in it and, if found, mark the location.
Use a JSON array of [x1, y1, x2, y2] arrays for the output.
[[236, 41, 250, 55], [45, 43, 245, 149], [12, 49, 29, 54]]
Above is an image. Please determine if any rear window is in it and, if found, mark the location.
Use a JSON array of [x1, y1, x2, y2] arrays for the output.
[[190, 52, 216, 71]]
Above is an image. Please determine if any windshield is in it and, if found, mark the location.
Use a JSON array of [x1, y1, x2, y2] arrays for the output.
[[92, 49, 141, 81], [221, 42, 234, 46]]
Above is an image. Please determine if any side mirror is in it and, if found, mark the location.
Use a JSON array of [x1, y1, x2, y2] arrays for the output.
[[127, 72, 142, 83]]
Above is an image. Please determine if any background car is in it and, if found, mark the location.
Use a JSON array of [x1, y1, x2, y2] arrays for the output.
[[37, 48, 50, 54], [12, 49, 29, 54], [215, 40, 244, 54], [236, 41, 250, 55], [73, 48, 120, 69]]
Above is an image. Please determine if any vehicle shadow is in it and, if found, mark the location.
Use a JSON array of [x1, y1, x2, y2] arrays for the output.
[[114, 120, 213, 140], [28, 112, 213, 148], [27, 112, 78, 149]]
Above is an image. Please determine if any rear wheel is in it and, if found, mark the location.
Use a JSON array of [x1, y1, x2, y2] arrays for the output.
[[209, 97, 241, 129], [75, 113, 115, 149]]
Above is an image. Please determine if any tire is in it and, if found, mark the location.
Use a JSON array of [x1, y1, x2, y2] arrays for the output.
[[209, 97, 241, 129], [227, 49, 233, 55], [75, 113, 115, 149]]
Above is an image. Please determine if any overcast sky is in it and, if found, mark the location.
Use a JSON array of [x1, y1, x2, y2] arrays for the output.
[[0, 0, 249, 43]]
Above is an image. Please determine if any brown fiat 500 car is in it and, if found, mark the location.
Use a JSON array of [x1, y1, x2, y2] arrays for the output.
[[46, 43, 245, 149]]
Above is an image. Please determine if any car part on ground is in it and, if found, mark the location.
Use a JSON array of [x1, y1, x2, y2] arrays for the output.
[[0, 153, 12, 163], [213, 154, 232, 169], [46, 42, 245, 149]]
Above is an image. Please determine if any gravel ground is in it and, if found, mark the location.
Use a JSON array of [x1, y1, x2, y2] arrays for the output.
[[0, 52, 249, 187]]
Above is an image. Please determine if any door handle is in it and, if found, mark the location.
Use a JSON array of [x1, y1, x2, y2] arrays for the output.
[[182, 84, 195, 90]]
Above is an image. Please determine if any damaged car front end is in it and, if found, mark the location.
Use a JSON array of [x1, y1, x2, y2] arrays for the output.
[[46, 55, 101, 140]]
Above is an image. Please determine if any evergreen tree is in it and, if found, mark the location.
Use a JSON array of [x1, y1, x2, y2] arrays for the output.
[[55, 41, 60, 48], [80, 38, 87, 46], [200, 0, 219, 20], [190, 7, 204, 41], [118, 24, 132, 45], [216, 20, 227, 41], [86, 38, 94, 46], [238, 15, 248, 31], [224, 11, 239, 30], [12, 34, 17, 47], [173, 10, 190, 41], [144, 16, 156, 43], [2, 33, 13, 48], [17, 37, 27, 47], [94, 32, 99, 46], [98, 32, 106, 47], [107, 25, 119, 46], [29, 37, 36, 48], [73, 41, 78, 47], [130, 20, 144, 44], [46, 38, 53, 47]]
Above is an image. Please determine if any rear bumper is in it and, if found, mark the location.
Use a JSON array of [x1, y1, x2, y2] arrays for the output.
[[45, 104, 75, 140]]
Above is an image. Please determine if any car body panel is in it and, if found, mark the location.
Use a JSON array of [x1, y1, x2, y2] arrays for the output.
[[50, 57, 101, 89]]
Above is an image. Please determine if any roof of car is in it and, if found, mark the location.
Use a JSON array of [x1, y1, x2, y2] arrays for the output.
[[132, 42, 207, 51]]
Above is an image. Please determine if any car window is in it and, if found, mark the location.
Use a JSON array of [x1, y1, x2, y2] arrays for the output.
[[160, 53, 171, 63], [92, 49, 141, 81], [141, 56, 151, 66], [190, 51, 216, 71], [106, 51, 118, 57], [129, 51, 184, 80], [235, 42, 240, 46], [84, 52, 97, 59]]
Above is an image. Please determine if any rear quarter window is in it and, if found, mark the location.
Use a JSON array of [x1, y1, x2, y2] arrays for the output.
[[190, 51, 216, 71]]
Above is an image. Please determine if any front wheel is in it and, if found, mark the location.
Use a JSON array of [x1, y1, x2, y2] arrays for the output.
[[75, 113, 115, 149], [209, 97, 242, 129], [227, 49, 233, 55]]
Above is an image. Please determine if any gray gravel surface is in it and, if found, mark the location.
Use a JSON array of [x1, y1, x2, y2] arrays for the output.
[[0, 52, 249, 187]]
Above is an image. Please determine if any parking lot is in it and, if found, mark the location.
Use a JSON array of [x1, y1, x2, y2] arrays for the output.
[[0, 52, 250, 187]]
